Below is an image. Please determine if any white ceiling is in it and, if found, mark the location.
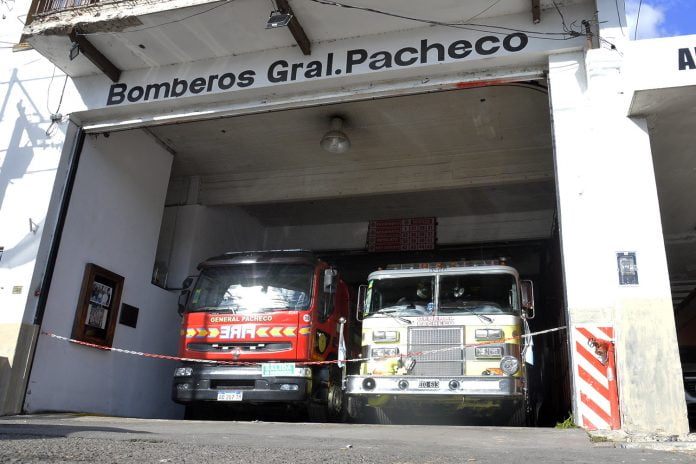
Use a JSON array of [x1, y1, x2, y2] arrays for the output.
[[157, 83, 552, 179], [26, 0, 589, 77], [151, 83, 555, 213]]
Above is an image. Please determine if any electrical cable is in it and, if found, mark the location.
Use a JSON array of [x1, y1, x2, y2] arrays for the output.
[[45, 66, 68, 136], [45, 66, 60, 115], [71, 0, 584, 42], [305, 0, 582, 41], [500, 82, 549, 95], [551, 0, 569, 33], [614, 0, 625, 36], [634, 0, 643, 40], [462, 0, 503, 24]]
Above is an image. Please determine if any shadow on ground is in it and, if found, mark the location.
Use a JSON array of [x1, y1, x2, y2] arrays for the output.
[[0, 423, 149, 441]]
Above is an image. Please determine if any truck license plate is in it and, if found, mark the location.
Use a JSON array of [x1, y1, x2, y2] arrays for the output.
[[418, 380, 440, 389], [217, 391, 243, 401]]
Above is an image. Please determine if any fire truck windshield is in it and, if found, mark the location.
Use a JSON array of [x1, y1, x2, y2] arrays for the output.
[[366, 276, 436, 317], [365, 273, 519, 317], [438, 273, 519, 315], [186, 264, 314, 313]]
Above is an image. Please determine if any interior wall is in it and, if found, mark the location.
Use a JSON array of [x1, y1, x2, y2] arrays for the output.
[[262, 210, 554, 250], [155, 205, 264, 289], [25, 129, 182, 419]]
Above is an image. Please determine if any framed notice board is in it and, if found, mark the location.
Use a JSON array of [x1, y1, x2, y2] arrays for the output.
[[71, 263, 124, 347]]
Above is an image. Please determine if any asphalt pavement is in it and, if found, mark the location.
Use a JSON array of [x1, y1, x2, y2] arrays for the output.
[[1, 414, 694, 463]]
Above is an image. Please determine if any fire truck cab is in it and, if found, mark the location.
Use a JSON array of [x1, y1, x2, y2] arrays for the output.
[[172, 250, 352, 419], [346, 260, 535, 425]]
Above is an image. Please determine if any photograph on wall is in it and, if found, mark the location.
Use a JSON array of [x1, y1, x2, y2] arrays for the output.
[[90, 281, 113, 307], [85, 304, 108, 329]]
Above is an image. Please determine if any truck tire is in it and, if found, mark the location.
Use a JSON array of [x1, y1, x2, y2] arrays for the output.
[[327, 382, 347, 422]]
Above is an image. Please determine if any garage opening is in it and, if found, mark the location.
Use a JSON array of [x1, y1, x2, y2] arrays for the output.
[[645, 90, 696, 431], [27, 79, 571, 424], [147, 82, 570, 425]]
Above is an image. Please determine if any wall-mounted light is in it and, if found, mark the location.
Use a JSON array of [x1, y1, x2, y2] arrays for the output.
[[69, 41, 80, 60], [266, 10, 293, 29], [320, 117, 351, 154]]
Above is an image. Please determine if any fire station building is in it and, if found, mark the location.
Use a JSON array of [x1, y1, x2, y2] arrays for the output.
[[1, 0, 695, 436]]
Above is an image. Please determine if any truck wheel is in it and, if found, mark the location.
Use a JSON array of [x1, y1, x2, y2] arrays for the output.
[[374, 407, 394, 425], [327, 383, 347, 422]]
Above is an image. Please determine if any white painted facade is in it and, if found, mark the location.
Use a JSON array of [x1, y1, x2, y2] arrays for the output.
[[550, 47, 688, 434], [0, 0, 694, 436], [0, 0, 72, 415]]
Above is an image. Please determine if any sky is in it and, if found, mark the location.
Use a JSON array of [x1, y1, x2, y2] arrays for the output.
[[625, 0, 696, 39]]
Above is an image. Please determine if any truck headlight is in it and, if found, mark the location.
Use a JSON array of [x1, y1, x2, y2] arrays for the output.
[[174, 367, 193, 377], [475, 346, 503, 359], [371, 347, 399, 358], [475, 328, 503, 340], [373, 330, 399, 343], [500, 356, 520, 375]]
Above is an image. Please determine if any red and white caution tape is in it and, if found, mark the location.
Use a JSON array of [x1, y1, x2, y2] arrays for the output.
[[41, 325, 566, 366]]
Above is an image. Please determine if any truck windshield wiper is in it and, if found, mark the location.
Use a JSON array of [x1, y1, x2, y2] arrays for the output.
[[190, 306, 236, 313], [372, 307, 413, 325]]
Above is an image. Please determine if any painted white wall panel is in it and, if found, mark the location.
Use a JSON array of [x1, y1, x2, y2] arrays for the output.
[[25, 129, 182, 418], [158, 205, 264, 289]]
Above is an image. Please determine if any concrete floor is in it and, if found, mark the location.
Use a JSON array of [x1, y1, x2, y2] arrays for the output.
[[1, 414, 695, 463]]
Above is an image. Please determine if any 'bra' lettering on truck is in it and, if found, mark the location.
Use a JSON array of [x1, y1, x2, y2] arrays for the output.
[[219, 324, 256, 339]]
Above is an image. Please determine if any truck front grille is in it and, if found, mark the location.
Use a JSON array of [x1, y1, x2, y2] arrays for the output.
[[408, 326, 464, 376], [186, 342, 291, 353], [210, 379, 257, 390]]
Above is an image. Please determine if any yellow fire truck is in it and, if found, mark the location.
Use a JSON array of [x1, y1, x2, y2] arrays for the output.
[[345, 260, 535, 425]]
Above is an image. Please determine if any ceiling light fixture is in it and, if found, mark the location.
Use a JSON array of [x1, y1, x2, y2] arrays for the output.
[[320, 117, 351, 154], [266, 10, 293, 29]]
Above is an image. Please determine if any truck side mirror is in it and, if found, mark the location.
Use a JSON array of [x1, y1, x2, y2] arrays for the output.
[[177, 290, 190, 317], [182, 277, 193, 289], [356, 284, 367, 321], [323, 268, 337, 293], [521, 280, 535, 319]]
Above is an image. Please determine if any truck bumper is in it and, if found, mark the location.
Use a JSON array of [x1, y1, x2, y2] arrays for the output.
[[346, 375, 524, 398], [172, 364, 312, 404]]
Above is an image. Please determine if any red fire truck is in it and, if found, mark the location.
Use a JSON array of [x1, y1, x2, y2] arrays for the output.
[[171, 250, 353, 419]]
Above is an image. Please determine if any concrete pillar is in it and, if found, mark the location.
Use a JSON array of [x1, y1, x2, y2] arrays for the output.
[[549, 49, 688, 435]]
